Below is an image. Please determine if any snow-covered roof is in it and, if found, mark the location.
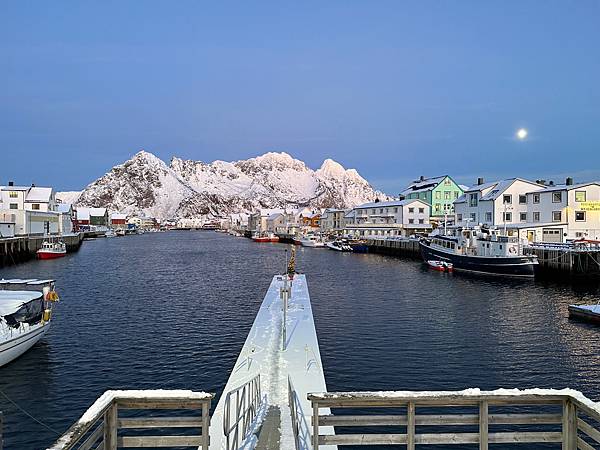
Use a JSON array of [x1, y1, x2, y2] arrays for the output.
[[25, 187, 53, 203], [344, 210, 356, 218], [401, 175, 450, 195], [110, 213, 127, 220], [356, 199, 427, 209], [76, 207, 107, 219], [479, 178, 544, 201], [462, 180, 500, 193], [533, 181, 600, 192], [0, 290, 42, 316], [56, 203, 72, 213], [267, 212, 283, 220], [0, 186, 29, 192]]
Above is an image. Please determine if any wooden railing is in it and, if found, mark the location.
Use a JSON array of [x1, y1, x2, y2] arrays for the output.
[[308, 389, 600, 449], [47, 390, 213, 450]]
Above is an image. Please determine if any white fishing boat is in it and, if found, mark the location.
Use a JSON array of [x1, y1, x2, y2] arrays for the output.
[[326, 239, 353, 252], [300, 235, 325, 247], [0, 279, 60, 367], [104, 229, 116, 238]]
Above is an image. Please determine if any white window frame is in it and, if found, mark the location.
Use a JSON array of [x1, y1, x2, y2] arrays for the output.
[[575, 211, 586, 222], [552, 192, 562, 203], [552, 211, 562, 222]]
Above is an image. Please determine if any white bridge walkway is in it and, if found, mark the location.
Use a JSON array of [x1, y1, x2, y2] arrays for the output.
[[208, 274, 336, 450]]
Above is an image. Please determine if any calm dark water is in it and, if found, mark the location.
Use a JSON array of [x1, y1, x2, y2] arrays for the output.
[[1, 232, 599, 449]]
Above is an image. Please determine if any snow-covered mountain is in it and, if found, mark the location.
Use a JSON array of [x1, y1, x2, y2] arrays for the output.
[[71, 151, 388, 219]]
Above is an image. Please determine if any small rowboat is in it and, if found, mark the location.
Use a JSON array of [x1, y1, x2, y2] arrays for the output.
[[427, 260, 453, 273]]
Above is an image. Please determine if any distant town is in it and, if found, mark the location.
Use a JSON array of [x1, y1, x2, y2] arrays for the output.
[[1, 174, 599, 244]]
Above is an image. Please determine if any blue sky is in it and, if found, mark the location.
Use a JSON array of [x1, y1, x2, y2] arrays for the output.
[[1, 1, 599, 193]]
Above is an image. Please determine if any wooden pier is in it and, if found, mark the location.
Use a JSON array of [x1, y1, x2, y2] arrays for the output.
[[0, 233, 84, 267]]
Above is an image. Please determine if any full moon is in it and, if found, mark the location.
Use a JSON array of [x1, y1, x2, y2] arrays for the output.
[[516, 128, 528, 140]]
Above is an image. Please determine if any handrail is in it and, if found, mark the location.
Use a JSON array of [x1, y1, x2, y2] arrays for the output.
[[288, 376, 312, 450], [309, 388, 600, 449], [47, 390, 213, 450], [223, 374, 262, 450]]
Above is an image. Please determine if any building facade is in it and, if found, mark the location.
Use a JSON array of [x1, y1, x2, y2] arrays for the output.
[[345, 199, 431, 237], [401, 175, 464, 218]]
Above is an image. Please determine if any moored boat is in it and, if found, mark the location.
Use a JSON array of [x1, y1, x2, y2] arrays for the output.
[[326, 239, 353, 252], [37, 241, 67, 259], [300, 235, 325, 247], [568, 304, 600, 324], [427, 260, 453, 273], [253, 232, 279, 243], [0, 279, 60, 367], [420, 226, 538, 277]]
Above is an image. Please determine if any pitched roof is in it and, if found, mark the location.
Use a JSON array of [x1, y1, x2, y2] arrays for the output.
[[56, 203, 72, 213], [25, 187, 53, 203], [401, 176, 447, 195], [534, 181, 600, 192]]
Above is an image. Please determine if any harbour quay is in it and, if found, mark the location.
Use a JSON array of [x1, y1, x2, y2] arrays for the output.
[[0, 233, 83, 267]]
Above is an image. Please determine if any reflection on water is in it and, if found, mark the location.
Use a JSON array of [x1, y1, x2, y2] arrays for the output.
[[0, 232, 598, 449]]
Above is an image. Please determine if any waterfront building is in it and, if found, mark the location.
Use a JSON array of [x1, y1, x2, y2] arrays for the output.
[[247, 208, 285, 233], [507, 179, 600, 243], [0, 183, 61, 235], [454, 178, 545, 229], [75, 207, 109, 228], [110, 213, 127, 229], [128, 215, 158, 229], [320, 208, 348, 235], [401, 175, 464, 219], [0, 212, 16, 238], [266, 212, 287, 233], [228, 212, 249, 231], [56, 203, 75, 234], [345, 199, 431, 237]]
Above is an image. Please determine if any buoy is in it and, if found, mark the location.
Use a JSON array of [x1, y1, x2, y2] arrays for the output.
[[43, 309, 52, 322]]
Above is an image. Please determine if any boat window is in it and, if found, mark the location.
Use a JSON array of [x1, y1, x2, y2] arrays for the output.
[[5, 298, 44, 327]]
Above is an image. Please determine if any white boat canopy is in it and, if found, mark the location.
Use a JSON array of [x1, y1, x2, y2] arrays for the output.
[[0, 291, 43, 317]]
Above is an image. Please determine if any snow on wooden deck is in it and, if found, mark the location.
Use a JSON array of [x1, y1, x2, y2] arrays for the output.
[[208, 274, 335, 450]]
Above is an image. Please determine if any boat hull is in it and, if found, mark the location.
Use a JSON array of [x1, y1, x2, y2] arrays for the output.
[[419, 241, 537, 277], [37, 251, 66, 260], [568, 305, 600, 324], [0, 322, 50, 367]]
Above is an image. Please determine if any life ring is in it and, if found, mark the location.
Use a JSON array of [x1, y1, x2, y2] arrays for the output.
[[509, 247, 517, 254]]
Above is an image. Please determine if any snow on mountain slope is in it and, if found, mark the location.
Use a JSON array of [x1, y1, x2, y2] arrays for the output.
[[56, 191, 82, 205], [74, 150, 388, 219]]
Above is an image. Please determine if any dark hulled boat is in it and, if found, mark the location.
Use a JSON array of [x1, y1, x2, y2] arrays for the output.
[[419, 227, 538, 277]]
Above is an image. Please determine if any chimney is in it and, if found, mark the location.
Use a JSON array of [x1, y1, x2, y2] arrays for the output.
[[549, 180, 555, 186], [419, 175, 425, 182], [566, 177, 574, 186], [31, 183, 35, 187], [374, 197, 380, 203], [477, 177, 484, 185]]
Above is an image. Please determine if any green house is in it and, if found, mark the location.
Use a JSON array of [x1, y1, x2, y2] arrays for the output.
[[400, 175, 464, 218]]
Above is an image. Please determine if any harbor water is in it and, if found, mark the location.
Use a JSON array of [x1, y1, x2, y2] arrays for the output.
[[1, 231, 600, 449]]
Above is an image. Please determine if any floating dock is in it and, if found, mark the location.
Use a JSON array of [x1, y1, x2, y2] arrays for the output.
[[208, 274, 335, 449]]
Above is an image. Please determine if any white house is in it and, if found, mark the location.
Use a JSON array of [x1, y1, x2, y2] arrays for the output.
[[507, 180, 600, 243], [0, 184, 61, 235], [454, 178, 545, 229], [345, 199, 431, 237], [320, 208, 347, 234], [56, 203, 75, 234], [248, 209, 285, 233]]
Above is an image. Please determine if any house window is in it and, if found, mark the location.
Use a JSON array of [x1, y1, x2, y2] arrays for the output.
[[444, 178, 451, 185], [533, 193, 540, 204], [9, 191, 18, 198], [519, 195, 527, 204], [552, 211, 562, 222], [409, 219, 414, 224], [32, 203, 40, 210], [9, 203, 18, 209], [457, 214, 463, 221], [379, 208, 383, 214], [444, 191, 450, 200], [393, 208, 398, 213], [371, 209, 376, 214], [435, 191, 441, 200], [575, 191, 586, 202], [470, 212, 476, 221], [434, 204, 441, 213], [503, 212, 512, 222], [408, 207, 414, 213], [533, 212, 540, 222], [520, 212, 527, 222], [552, 192, 562, 203], [454, 192, 459, 199], [418, 219, 424, 224], [469, 194, 478, 207], [483, 212, 491, 222], [575, 211, 586, 222], [418, 208, 424, 213], [503, 194, 512, 204]]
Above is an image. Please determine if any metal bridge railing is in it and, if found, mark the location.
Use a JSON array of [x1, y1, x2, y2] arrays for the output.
[[223, 374, 262, 450]]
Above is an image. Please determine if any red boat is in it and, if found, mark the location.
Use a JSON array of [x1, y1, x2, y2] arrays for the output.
[[427, 260, 453, 273], [253, 233, 279, 243], [37, 241, 67, 260]]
